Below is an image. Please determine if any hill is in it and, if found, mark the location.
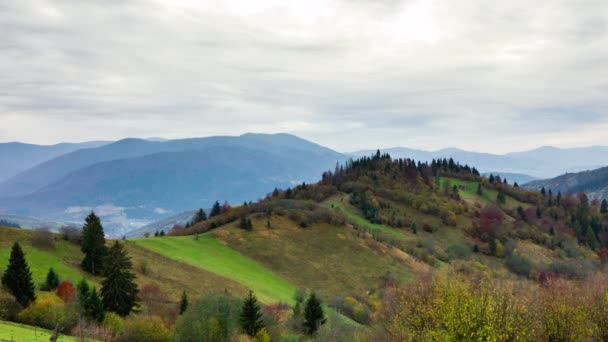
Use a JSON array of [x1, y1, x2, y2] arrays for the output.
[[350, 145, 608, 179], [524, 166, 608, 200], [0, 134, 346, 235], [1, 152, 608, 340], [0, 141, 109, 182]]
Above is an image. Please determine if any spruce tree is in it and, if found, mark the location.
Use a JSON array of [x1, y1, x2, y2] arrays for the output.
[[303, 292, 326, 336], [210, 201, 222, 217], [101, 241, 139, 316], [81, 212, 108, 275], [180, 290, 189, 315], [42, 267, 60, 291], [239, 290, 264, 336], [1, 242, 36, 307], [476, 183, 483, 196], [86, 287, 105, 322], [601, 199, 608, 214]]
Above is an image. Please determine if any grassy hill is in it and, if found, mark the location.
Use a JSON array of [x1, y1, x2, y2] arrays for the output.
[[0, 320, 78, 342], [1, 152, 607, 340]]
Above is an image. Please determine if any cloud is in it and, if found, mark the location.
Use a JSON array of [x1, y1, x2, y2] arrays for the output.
[[0, 0, 607, 153]]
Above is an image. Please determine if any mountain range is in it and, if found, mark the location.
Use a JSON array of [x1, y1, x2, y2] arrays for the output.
[[0, 133, 345, 235], [2, 134, 608, 236]]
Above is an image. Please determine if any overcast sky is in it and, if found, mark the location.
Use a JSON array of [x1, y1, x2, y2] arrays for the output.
[[1, 0, 607, 153]]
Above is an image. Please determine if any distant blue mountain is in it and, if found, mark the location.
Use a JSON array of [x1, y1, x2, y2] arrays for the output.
[[0, 141, 109, 182], [0, 134, 346, 235]]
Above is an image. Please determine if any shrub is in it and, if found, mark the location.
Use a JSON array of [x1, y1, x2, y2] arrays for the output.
[[32, 227, 56, 249], [59, 226, 82, 244], [446, 243, 471, 261], [17, 292, 78, 331], [505, 252, 532, 277], [56, 281, 75, 302], [0, 287, 22, 320], [103, 311, 125, 335], [175, 293, 241, 342], [120, 315, 171, 342]]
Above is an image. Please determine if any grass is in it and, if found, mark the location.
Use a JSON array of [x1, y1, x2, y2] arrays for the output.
[[131, 234, 296, 304], [210, 215, 412, 297], [0, 320, 77, 342], [0, 227, 91, 286], [323, 195, 406, 240], [440, 178, 530, 210]]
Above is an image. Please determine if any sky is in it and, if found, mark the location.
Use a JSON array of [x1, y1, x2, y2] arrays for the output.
[[1, 0, 607, 153]]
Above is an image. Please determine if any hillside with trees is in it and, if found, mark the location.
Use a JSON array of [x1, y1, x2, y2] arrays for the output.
[[525, 165, 608, 201], [2, 152, 608, 341]]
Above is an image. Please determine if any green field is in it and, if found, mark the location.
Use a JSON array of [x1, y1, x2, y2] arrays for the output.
[[131, 235, 296, 304], [0, 321, 77, 342], [0, 228, 90, 286]]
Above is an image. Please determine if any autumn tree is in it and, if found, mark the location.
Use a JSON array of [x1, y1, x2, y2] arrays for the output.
[[101, 241, 139, 316], [56, 281, 75, 302], [81, 212, 108, 275], [240, 290, 264, 336], [1, 242, 36, 307], [303, 292, 326, 335]]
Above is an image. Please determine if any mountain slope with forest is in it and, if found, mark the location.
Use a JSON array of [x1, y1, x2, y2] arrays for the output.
[[524, 166, 608, 201]]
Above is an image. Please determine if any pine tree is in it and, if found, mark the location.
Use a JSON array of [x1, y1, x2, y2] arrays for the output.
[[239, 290, 264, 336], [1, 242, 36, 307], [86, 287, 105, 322], [497, 191, 506, 205], [210, 201, 222, 217], [77, 278, 90, 311], [303, 292, 326, 336], [601, 199, 608, 214], [81, 212, 108, 275], [192, 208, 207, 224], [101, 241, 139, 316], [42, 267, 59, 291], [180, 291, 189, 315], [159, 230, 165, 237], [477, 183, 483, 196]]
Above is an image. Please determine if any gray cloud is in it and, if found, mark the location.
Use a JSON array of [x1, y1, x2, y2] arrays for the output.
[[0, 0, 607, 153]]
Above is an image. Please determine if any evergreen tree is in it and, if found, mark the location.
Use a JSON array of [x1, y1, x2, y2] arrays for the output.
[[541, 187, 546, 196], [192, 208, 207, 224], [101, 241, 139, 316], [303, 292, 326, 336], [41, 267, 59, 291], [210, 201, 222, 217], [180, 290, 189, 315], [239, 290, 264, 336], [1, 242, 36, 307], [489, 174, 495, 183], [159, 230, 165, 237], [496, 191, 506, 205], [81, 212, 108, 275], [477, 183, 483, 196], [86, 287, 105, 323], [514, 182, 519, 188], [601, 199, 608, 214]]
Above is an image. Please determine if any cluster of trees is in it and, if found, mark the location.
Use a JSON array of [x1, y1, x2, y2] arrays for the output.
[[0, 219, 20, 228]]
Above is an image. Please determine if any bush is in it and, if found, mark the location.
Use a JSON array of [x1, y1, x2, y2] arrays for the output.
[[56, 281, 75, 302], [0, 287, 22, 320], [446, 243, 471, 261], [505, 252, 532, 277], [17, 292, 78, 331], [120, 315, 171, 342], [175, 293, 241, 342], [59, 226, 82, 244], [32, 227, 56, 249], [103, 312, 125, 335]]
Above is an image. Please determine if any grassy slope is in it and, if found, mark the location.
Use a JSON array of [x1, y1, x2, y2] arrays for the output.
[[131, 235, 295, 304], [0, 227, 90, 286], [210, 215, 412, 297], [0, 321, 77, 342], [441, 177, 531, 210]]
